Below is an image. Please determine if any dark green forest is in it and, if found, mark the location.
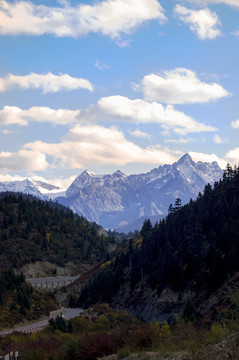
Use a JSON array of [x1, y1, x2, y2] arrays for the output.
[[78, 164, 239, 308], [0, 269, 56, 328], [0, 192, 113, 269], [1, 167, 239, 359]]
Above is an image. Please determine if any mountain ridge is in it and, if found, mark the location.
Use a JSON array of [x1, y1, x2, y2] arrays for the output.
[[56, 153, 223, 230], [0, 154, 223, 231], [76, 164, 239, 323]]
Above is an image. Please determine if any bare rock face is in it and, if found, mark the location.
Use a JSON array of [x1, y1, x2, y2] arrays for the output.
[[55, 154, 223, 231], [0, 154, 223, 232], [112, 278, 195, 323]]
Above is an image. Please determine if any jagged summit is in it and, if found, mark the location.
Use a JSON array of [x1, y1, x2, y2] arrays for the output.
[[176, 153, 194, 166], [81, 170, 92, 176], [56, 154, 223, 230], [81, 170, 104, 178], [112, 170, 126, 177], [0, 154, 224, 231], [0, 178, 47, 200]]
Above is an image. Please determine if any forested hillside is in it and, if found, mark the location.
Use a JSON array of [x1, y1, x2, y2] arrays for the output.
[[0, 269, 56, 328], [77, 165, 239, 320], [0, 193, 113, 270]]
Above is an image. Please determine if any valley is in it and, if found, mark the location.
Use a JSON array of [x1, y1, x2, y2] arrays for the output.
[[0, 161, 238, 360]]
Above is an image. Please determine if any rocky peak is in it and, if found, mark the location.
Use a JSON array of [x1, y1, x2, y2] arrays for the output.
[[176, 153, 194, 166]]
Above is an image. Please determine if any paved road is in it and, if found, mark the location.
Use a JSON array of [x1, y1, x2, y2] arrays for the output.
[[0, 308, 82, 337]]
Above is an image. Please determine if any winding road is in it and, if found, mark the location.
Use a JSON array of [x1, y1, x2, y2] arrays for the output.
[[0, 308, 82, 337]]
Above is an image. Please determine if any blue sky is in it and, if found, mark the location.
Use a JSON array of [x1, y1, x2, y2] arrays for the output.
[[0, 0, 239, 187]]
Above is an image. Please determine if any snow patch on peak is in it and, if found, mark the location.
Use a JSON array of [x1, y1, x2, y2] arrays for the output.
[[82, 170, 106, 178], [30, 178, 61, 194], [176, 153, 194, 166], [112, 170, 127, 178], [0, 178, 47, 200]]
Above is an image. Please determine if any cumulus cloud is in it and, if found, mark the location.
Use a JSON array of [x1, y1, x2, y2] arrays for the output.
[[0, 149, 48, 172], [189, 151, 227, 168], [181, 0, 239, 8], [23, 124, 177, 169], [174, 4, 222, 40], [213, 134, 229, 144], [30, 174, 76, 190], [0, 72, 93, 93], [129, 130, 150, 138], [95, 95, 217, 134], [226, 148, 239, 163], [0, 95, 217, 135], [0, 106, 80, 126], [231, 119, 239, 128], [0, 0, 166, 42], [0, 174, 26, 181], [135, 68, 229, 104]]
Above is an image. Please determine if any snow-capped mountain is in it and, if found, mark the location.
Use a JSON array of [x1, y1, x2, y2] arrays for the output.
[[0, 178, 63, 200], [30, 179, 61, 194], [0, 154, 223, 231], [0, 179, 47, 200], [55, 154, 223, 231]]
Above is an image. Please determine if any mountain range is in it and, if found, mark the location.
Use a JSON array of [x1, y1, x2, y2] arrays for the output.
[[0, 154, 223, 231]]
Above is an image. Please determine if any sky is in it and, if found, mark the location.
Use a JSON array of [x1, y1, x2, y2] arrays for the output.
[[0, 0, 239, 188]]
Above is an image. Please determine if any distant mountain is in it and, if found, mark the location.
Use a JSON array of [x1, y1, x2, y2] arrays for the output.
[[0, 178, 47, 200], [77, 164, 239, 323], [0, 178, 64, 200], [0, 154, 223, 231], [55, 153, 223, 231], [30, 179, 61, 193], [115, 215, 165, 234]]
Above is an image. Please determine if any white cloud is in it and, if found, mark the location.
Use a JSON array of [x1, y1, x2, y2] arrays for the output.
[[0, 72, 93, 93], [23, 124, 177, 169], [232, 30, 239, 37], [95, 60, 110, 70], [0, 96, 217, 136], [0, 106, 80, 126], [135, 68, 229, 104], [189, 151, 227, 168], [0, 150, 48, 172], [0, 129, 13, 134], [129, 130, 150, 138], [95, 95, 217, 134], [226, 147, 239, 163], [0, 174, 26, 182], [0, 0, 166, 42], [213, 134, 229, 144], [0, 106, 28, 126], [30, 174, 76, 190], [165, 137, 195, 144], [181, 0, 239, 8], [231, 119, 239, 128], [174, 4, 222, 40]]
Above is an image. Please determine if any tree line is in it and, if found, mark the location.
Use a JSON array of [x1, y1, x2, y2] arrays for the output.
[[77, 164, 239, 308], [0, 193, 113, 269]]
